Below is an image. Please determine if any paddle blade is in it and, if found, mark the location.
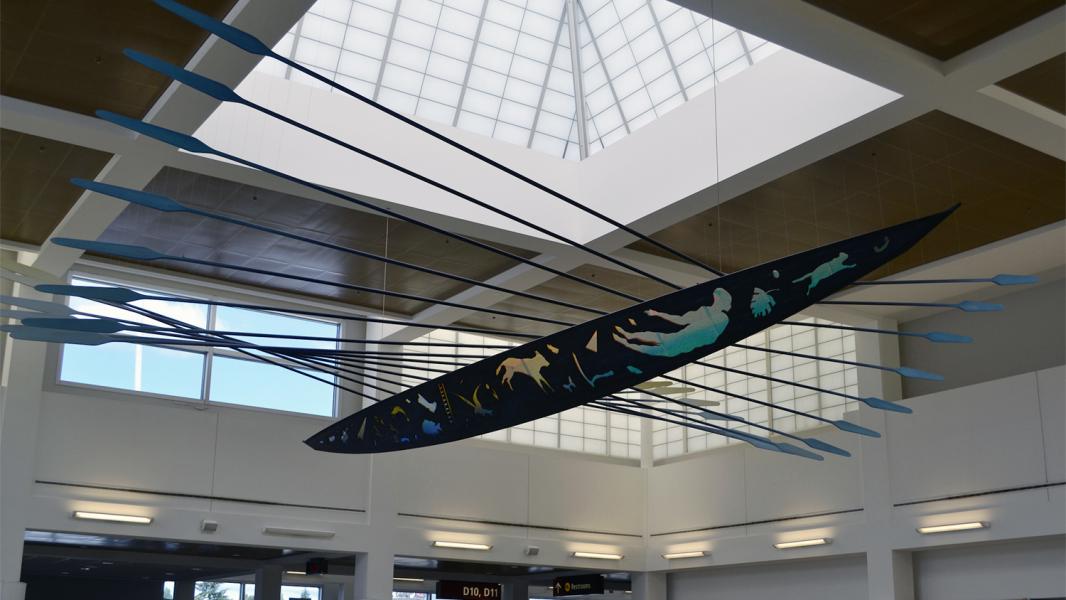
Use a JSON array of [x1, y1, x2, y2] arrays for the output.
[[0, 295, 75, 316], [22, 317, 126, 334], [35, 284, 146, 304], [70, 178, 188, 213], [833, 419, 881, 437], [860, 396, 913, 413], [777, 442, 825, 461], [924, 331, 972, 343], [1, 325, 110, 346], [95, 110, 213, 154], [154, 0, 272, 55], [1, 309, 58, 320], [804, 437, 851, 457], [124, 49, 242, 104], [958, 301, 1003, 312], [992, 274, 1038, 286], [50, 239, 167, 261], [895, 367, 943, 381]]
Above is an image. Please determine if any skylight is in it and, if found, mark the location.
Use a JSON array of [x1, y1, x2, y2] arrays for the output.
[[253, 0, 779, 159]]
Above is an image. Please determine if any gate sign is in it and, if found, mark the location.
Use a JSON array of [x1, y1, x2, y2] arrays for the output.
[[552, 574, 605, 596], [436, 580, 502, 600]]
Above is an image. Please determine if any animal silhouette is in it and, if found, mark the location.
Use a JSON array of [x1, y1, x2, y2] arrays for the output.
[[793, 252, 856, 295], [496, 351, 553, 392]]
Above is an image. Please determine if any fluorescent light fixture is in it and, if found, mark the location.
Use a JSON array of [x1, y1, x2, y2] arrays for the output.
[[262, 526, 335, 539], [662, 551, 707, 560], [917, 522, 987, 534], [394, 577, 426, 583], [72, 511, 152, 525], [286, 571, 305, 576], [774, 538, 830, 549], [432, 541, 492, 551], [572, 551, 624, 560]]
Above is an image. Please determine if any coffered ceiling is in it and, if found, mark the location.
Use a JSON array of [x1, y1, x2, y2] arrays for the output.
[[997, 53, 1066, 114], [1, 129, 112, 244], [803, 0, 1064, 60], [1, 0, 236, 118]]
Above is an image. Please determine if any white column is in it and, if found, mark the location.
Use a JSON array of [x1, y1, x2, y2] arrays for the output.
[[352, 453, 398, 600], [631, 572, 667, 600], [321, 583, 344, 600], [867, 547, 916, 600], [352, 550, 393, 600], [855, 318, 914, 600], [255, 565, 284, 600], [0, 281, 53, 600]]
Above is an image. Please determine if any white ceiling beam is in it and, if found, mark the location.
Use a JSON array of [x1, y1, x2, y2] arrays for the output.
[[674, 0, 1065, 159], [942, 89, 1065, 160]]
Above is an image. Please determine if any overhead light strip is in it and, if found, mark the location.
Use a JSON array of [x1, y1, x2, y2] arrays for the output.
[[432, 541, 492, 551], [773, 538, 830, 549], [662, 551, 707, 560], [917, 522, 987, 534], [394, 577, 426, 583], [572, 551, 624, 560], [72, 511, 152, 525]]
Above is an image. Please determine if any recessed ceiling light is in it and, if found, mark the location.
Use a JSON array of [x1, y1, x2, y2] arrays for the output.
[[432, 541, 492, 551], [662, 551, 707, 559], [394, 577, 426, 582], [917, 522, 987, 534], [572, 551, 623, 560], [773, 538, 830, 549], [72, 511, 152, 525]]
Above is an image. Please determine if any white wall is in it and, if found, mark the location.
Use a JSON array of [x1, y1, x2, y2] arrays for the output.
[[647, 424, 862, 535], [914, 536, 1066, 600], [899, 280, 1066, 398], [27, 384, 646, 568], [19, 346, 1066, 594], [669, 555, 868, 600], [886, 366, 1064, 504]]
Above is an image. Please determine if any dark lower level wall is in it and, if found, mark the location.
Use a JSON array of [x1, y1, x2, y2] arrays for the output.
[[900, 278, 1065, 398], [26, 578, 164, 600]]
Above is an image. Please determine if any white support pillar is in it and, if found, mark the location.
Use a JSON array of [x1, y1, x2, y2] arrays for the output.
[[631, 572, 667, 600], [855, 317, 914, 600], [0, 281, 54, 600], [867, 547, 916, 600], [255, 565, 284, 600], [352, 452, 398, 600], [352, 550, 393, 600]]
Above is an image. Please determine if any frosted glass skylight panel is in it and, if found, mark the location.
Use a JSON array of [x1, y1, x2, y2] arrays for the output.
[[252, 0, 780, 159], [653, 319, 858, 460]]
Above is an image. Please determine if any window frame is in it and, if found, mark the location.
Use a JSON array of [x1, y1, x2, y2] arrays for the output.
[[52, 270, 344, 420]]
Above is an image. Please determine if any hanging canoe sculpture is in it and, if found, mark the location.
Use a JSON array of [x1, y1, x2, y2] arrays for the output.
[[305, 207, 954, 454]]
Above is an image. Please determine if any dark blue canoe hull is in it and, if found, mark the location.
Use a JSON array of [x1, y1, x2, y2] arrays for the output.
[[306, 206, 955, 453]]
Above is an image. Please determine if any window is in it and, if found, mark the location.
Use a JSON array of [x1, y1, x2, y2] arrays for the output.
[[58, 276, 339, 417], [251, 0, 778, 159], [651, 317, 858, 460]]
